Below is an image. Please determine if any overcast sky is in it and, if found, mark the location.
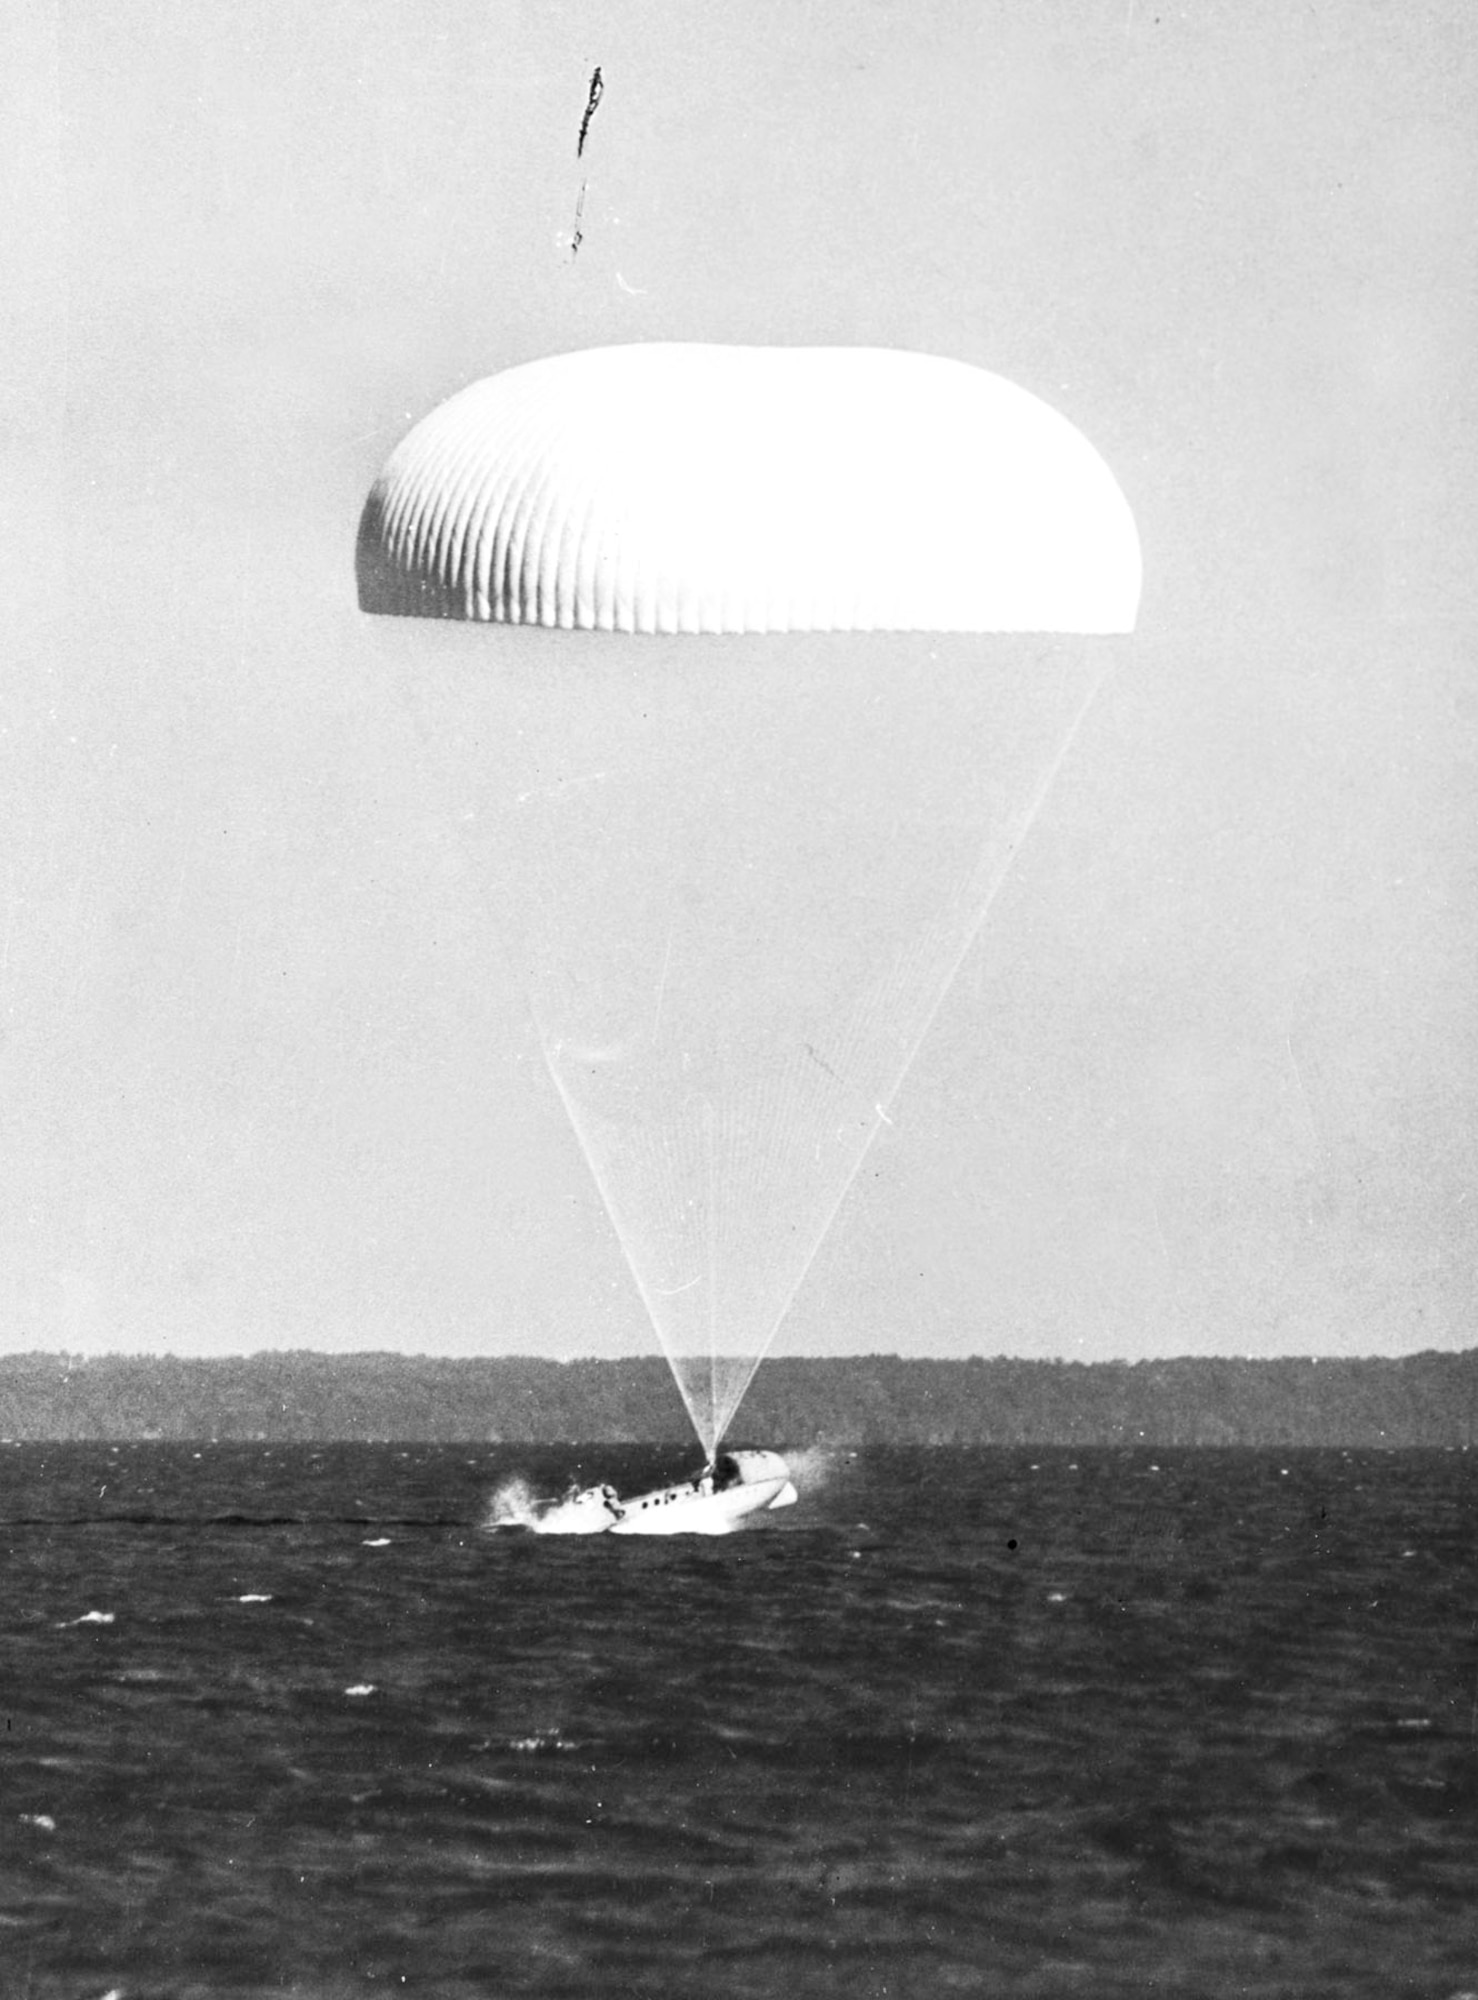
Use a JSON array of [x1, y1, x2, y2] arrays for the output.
[[3, 0, 1474, 1367]]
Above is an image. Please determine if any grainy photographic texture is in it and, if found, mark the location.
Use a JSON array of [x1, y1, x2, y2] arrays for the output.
[[4, 1445, 1477, 1995], [4, 1, 1475, 1992]]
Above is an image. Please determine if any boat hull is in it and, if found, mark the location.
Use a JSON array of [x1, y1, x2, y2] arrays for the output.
[[533, 1449, 796, 1536]]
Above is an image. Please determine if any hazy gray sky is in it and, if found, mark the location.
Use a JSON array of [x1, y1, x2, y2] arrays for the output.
[[4, 0, 1474, 1365]]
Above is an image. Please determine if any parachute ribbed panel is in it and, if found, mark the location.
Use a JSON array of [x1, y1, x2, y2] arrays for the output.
[[357, 345, 1142, 636]]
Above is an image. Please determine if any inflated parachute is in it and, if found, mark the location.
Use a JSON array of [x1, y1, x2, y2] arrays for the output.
[[358, 343, 1141, 1457], [359, 344, 1138, 634]]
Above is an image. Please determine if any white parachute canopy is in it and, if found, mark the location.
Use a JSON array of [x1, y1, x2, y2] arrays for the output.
[[358, 344, 1139, 635], [358, 344, 1141, 1457]]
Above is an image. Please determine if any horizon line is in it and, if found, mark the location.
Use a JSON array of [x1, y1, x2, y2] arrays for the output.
[[5, 1348, 1470, 1367]]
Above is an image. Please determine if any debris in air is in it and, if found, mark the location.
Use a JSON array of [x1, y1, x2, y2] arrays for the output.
[[568, 66, 604, 260], [576, 67, 604, 157], [570, 183, 587, 259]]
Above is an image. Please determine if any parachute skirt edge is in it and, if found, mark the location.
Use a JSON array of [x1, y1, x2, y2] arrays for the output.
[[355, 344, 1143, 639]]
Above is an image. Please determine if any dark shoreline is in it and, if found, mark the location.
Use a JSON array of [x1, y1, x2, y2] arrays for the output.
[[1, 1348, 1473, 1447]]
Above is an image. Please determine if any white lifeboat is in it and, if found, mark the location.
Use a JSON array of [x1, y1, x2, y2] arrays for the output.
[[533, 1450, 797, 1537]]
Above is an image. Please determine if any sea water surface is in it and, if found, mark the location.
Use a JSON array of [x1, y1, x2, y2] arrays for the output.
[[1, 1445, 1475, 1998]]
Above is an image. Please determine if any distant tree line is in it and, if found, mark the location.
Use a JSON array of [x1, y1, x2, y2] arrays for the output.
[[0, 1349, 1473, 1445]]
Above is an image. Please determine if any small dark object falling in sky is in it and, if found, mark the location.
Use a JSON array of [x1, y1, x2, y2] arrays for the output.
[[569, 67, 604, 260], [570, 182, 587, 259], [577, 67, 604, 158]]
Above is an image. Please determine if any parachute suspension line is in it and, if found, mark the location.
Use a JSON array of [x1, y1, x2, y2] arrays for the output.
[[532, 1011, 701, 1451], [377, 713, 680, 1435], [715, 1036, 826, 1440], [446, 656, 1108, 1461], [702, 658, 1112, 1444], [707, 1046, 847, 1445], [704, 1089, 722, 1453], [885, 666, 1107, 1133], [654, 1109, 717, 1454], [495, 762, 718, 1456], [852, 657, 1108, 1098], [713, 1085, 760, 1424]]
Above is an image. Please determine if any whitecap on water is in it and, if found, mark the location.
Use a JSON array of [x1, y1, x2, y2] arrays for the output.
[[344, 1684, 376, 1698]]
